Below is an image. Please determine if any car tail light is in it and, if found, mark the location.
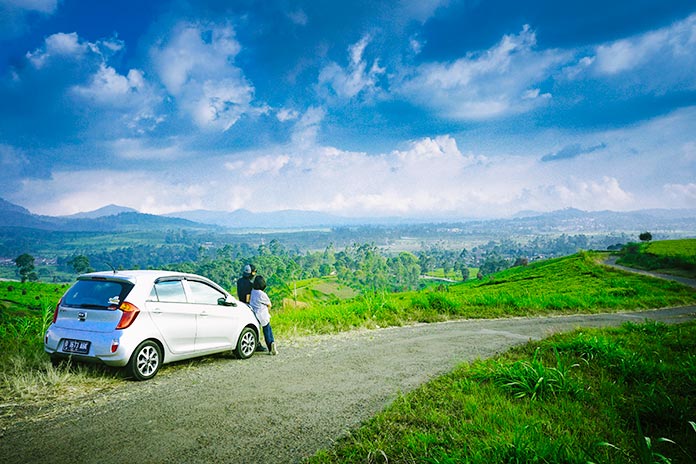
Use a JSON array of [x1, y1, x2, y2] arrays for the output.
[[52, 299, 61, 323], [111, 340, 120, 353], [115, 302, 140, 329]]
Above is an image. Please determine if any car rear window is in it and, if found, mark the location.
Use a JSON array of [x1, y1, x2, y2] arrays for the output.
[[63, 279, 134, 309]]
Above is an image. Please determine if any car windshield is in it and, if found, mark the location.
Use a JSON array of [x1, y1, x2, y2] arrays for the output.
[[62, 279, 134, 309]]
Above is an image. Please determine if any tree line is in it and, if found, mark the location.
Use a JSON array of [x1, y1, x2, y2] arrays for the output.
[[12, 233, 636, 302]]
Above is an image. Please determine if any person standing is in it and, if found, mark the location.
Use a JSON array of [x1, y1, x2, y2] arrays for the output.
[[236, 264, 256, 304], [236, 264, 267, 352], [249, 275, 277, 355]]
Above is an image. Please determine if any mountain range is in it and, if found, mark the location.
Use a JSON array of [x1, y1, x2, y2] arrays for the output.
[[1, 197, 696, 235]]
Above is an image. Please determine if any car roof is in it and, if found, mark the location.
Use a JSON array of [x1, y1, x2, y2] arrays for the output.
[[78, 270, 203, 285]]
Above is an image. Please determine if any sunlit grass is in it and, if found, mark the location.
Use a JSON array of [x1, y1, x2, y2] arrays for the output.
[[274, 252, 696, 337], [307, 321, 696, 464]]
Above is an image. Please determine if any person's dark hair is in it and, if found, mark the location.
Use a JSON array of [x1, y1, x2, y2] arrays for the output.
[[253, 275, 266, 291]]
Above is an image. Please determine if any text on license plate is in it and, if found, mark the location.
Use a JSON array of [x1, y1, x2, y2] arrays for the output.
[[62, 339, 90, 354]]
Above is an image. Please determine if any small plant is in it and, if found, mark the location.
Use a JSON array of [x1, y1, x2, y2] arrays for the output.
[[472, 347, 581, 400]]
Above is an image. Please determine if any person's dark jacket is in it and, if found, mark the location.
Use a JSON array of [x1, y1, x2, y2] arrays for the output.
[[237, 275, 254, 303]]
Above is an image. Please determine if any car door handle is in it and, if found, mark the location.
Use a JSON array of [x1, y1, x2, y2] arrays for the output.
[[200, 311, 208, 317]]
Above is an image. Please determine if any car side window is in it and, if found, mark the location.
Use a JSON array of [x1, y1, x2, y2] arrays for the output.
[[187, 280, 225, 305], [153, 280, 187, 303]]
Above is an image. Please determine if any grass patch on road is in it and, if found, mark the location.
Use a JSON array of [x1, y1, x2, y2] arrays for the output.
[[307, 320, 696, 464]]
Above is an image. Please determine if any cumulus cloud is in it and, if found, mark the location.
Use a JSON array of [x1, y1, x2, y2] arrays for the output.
[[318, 35, 385, 100], [151, 21, 255, 131], [16, 31, 164, 135], [26, 32, 86, 68], [396, 25, 564, 120]]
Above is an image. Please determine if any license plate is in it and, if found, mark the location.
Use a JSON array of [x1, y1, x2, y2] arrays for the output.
[[62, 339, 91, 354]]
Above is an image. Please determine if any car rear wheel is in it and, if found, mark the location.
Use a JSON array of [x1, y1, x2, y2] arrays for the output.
[[234, 327, 257, 359], [127, 340, 161, 381]]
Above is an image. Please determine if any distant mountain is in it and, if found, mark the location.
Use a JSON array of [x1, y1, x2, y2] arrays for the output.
[[2, 196, 696, 235], [0, 198, 215, 232], [62, 204, 138, 219], [0, 198, 31, 215], [165, 208, 413, 228]]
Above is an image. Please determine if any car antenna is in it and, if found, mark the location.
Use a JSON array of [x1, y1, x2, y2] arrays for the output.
[[107, 263, 117, 274]]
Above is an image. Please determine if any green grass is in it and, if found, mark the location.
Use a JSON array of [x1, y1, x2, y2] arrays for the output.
[[307, 321, 696, 463], [0, 281, 122, 415], [273, 251, 696, 336], [618, 239, 696, 278], [2, 250, 696, 436], [645, 239, 696, 261]]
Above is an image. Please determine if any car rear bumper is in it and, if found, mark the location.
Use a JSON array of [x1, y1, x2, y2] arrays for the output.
[[44, 326, 140, 367]]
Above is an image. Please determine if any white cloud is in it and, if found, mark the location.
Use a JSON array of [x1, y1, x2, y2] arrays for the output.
[[397, 25, 568, 120], [291, 107, 325, 148], [594, 14, 696, 76], [110, 138, 185, 160], [664, 183, 696, 207], [399, 0, 450, 23], [16, 170, 214, 215], [318, 35, 385, 100], [276, 108, 300, 122], [26, 32, 85, 68], [226, 155, 291, 176], [151, 21, 255, 131], [72, 65, 145, 104]]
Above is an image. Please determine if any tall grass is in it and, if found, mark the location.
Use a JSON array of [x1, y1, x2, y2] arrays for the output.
[[308, 321, 696, 463], [0, 283, 120, 418]]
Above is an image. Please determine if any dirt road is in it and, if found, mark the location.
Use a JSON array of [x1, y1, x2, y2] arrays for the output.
[[2, 306, 695, 464]]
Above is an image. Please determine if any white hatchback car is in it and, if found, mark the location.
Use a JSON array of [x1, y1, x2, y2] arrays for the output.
[[45, 270, 260, 380]]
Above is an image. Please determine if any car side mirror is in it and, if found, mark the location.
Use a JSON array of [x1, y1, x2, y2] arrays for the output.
[[218, 295, 238, 307]]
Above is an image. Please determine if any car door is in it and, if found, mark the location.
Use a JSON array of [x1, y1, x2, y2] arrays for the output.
[[184, 279, 242, 352], [146, 278, 197, 354]]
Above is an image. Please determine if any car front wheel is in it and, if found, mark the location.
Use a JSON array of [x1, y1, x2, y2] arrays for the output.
[[127, 340, 162, 381], [234, 327, 257, 359]]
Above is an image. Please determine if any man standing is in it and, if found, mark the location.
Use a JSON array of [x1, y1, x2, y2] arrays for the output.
[[236, 264, 267, 352], [236, 264, 256, 304]]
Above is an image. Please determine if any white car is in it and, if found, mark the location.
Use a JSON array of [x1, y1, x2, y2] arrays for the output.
[[45, 270, 260, 380]]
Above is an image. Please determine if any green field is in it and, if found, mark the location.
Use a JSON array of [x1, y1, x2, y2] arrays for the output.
[[272, 251, 696, 336], [2, 249, 696, 460], [618, 238, 696, 278], [645, 238, 696, 262]]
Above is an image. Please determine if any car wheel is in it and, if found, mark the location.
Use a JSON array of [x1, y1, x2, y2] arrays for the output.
[[126, 340, 162, 381], [234, 327, 257, 359]]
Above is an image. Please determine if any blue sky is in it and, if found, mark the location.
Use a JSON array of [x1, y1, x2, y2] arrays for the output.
[[1, 0, 695, 218]]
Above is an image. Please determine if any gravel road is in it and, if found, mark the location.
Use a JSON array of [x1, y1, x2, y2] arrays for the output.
[[2, 306, 695, 464]]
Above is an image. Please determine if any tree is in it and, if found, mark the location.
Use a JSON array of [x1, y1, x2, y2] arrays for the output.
[[14, 253, 38, 282], [68, 255, 93, 274], [639, 232, 653, 242]]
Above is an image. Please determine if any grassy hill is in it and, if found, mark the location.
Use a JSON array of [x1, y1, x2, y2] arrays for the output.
[[617, 238, 696, 278], [272, 251, 696, 336]]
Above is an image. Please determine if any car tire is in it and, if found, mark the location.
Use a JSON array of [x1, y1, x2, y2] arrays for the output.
[[234, 327, 257, 359], [126, 340, 162, 381]]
